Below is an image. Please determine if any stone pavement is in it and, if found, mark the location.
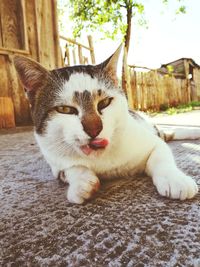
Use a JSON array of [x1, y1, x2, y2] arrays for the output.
[[0, 126, 200, 266]]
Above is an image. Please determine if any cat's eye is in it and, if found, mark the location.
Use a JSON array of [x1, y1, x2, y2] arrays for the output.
[[97, 97, 113, 113], [55, 105, 78, 115]]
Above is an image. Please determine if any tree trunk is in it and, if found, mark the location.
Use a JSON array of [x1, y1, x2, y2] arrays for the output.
[[122, 5, 132, 96], [125, 4, 132, 53]]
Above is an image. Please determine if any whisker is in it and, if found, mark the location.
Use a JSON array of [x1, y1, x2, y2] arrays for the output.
[[43, 136, 78, 157]]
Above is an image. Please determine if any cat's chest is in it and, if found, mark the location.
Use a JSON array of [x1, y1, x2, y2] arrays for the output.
[[91, 154, 147, 179], [90, 150, 149, 179], [94, 159, 146, 179], [89, 132, 155, 177]]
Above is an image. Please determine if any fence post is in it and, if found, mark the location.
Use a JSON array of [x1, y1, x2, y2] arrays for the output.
[[72, 47, 77, 65], [87, 35, 95, 64], [78, 45, 84, 64], [130, 69, 137, 109]]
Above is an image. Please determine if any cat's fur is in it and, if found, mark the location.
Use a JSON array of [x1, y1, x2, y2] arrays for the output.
[[14, 47, 198, 204]]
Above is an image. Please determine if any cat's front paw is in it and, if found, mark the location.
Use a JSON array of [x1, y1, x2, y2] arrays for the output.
[[153, 172, 198, 200], [67, 175, 100, 204]]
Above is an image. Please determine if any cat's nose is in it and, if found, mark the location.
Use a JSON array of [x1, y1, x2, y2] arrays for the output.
[[81, 114, 103, 138], [83, 123, 102, 138], [88, 127, 102, 138]]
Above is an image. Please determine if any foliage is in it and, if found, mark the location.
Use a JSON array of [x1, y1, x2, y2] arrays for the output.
[[162, 0, 186, 14], [167, 65, 174, 73], [190, 101, 200, 107], [159, 101, 200, 115], [164, 65, 175, 77], [166, 106, 192, 115], [67, 0, 145, 40], [57, 0, 188, 40]]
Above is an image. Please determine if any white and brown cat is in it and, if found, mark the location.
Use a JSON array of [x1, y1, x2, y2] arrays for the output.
[[14, 47, 198, 204]]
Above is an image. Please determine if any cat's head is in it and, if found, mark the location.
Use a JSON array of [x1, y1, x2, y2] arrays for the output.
[[14, 46, 129, 157]]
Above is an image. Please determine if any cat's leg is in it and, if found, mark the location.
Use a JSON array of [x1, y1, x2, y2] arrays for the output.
[[145, 141, 198, 200], [60, 166, 100, 204]]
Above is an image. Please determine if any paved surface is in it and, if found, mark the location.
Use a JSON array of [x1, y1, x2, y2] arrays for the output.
[[151, 110, 200, 127], [0, 129, 200, 267]]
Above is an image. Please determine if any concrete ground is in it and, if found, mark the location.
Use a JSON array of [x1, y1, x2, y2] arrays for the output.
[[151, 110, 200, 127], [0, 113, 200, 266]]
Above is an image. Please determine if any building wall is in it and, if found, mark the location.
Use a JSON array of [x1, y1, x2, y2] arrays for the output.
[[0, 0, 63, 126], [193, 68, 200, 99]]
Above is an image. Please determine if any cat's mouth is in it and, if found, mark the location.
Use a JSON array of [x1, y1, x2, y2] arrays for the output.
[[80, 138, 109, 155]]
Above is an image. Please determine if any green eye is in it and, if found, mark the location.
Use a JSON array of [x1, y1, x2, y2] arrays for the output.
[[98, 97, 113, 113], [55, 106, 78, 115]]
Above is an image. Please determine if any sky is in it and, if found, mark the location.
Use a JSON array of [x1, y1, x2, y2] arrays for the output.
[[128, 0, 200, 68], [58, 0, 200, 69]]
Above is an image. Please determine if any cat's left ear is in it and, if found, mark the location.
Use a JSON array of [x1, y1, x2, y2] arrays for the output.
[[14, 56, 50, 93], [97, 44, 122, 85]]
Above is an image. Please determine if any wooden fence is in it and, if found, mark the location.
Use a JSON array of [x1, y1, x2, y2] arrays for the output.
[[60, 35, 95, 66], [128, 69, 190, 111]]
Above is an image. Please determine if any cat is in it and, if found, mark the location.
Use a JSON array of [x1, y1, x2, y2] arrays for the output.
[[14, 46, 198, 204]]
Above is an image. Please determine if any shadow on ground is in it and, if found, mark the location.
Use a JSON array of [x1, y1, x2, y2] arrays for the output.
[[0, 129, 200, 267]]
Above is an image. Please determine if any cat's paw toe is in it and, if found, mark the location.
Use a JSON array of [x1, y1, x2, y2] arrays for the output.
[[154, 174, 198, 200], [67, 176, 100, 204], [58, 170, 68, 183]]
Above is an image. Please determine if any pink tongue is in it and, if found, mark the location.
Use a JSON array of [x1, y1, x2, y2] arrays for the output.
[[80, 138, 109, 155], [89, 138, 109, 148]]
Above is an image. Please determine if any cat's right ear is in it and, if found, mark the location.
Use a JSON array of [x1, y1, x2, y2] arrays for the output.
[[96, 44, 122, 86], [14, 56, 50, 93]]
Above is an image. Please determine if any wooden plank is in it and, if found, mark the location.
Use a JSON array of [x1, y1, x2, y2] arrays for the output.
[[34, 0, 41, 62], [7, 55, 31, 125], [78, 45, 84, 64], [45, 0, 55, 68], [51, 0, 63, 68], [0, 97, 15, 128], [83, 56, 89, 65], [0, 47, 29, 55], [35, 0, 61, 69], [21, 0, 29, 51], [130, 69, 137, 109], [0, 55, 9, 97], [193, 69, 200, 98], [37, 0, 48, 67], [183, 59, 191, 102], [0, 2, 3, 46], [25, 1, 38, 60], [72, 48, 77, 65], [1, 0, 24, 49], [60, 35, 92, 51], [87, 35, 95, 64]]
